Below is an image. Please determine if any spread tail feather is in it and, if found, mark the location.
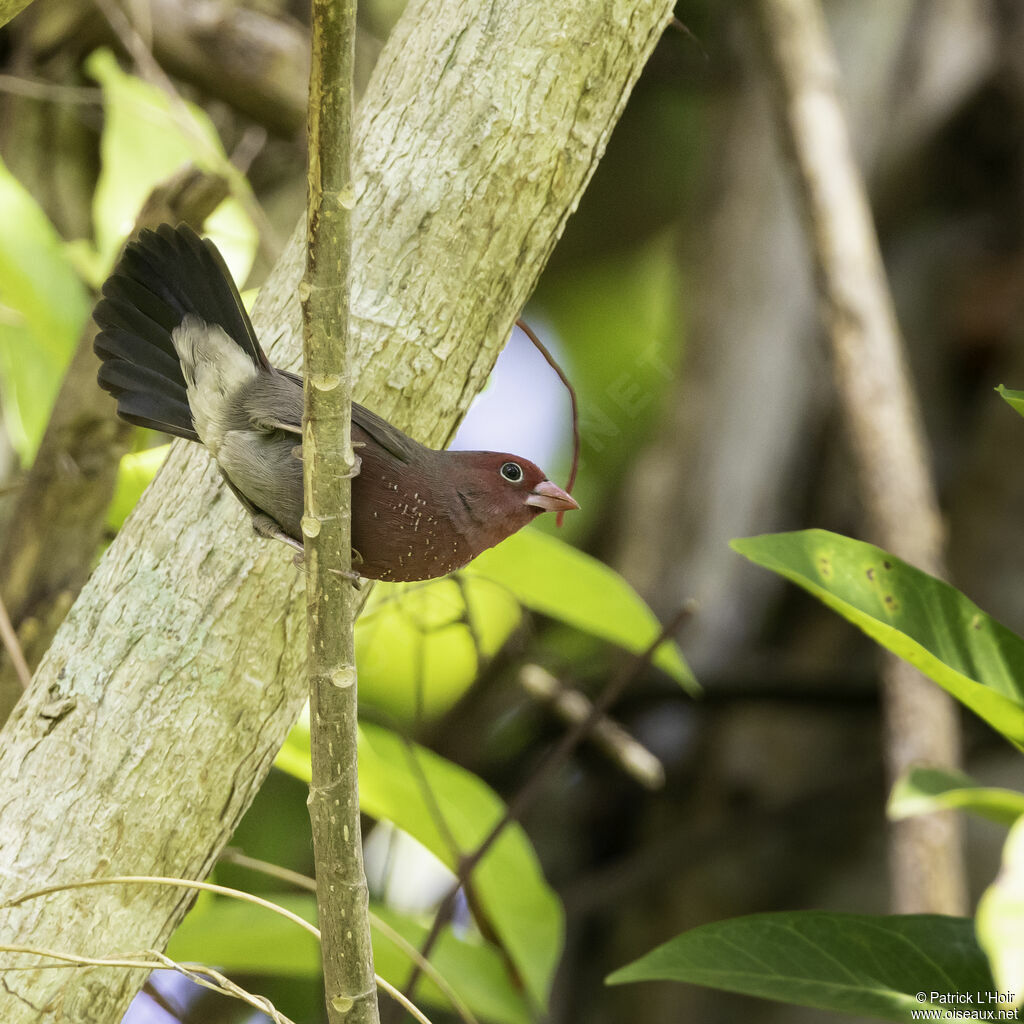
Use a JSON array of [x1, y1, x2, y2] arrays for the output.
[[93, 224, 265, 441]]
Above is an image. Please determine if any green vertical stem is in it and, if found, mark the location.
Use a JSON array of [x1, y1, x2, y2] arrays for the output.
[[302, 0, 377, 1021]]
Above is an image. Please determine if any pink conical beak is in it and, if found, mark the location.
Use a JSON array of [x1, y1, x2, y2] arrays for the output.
[[525, 479, 580, 513]]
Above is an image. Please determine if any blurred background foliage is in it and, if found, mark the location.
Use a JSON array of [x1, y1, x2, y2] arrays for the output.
[[2, 0, 1024, 1022]]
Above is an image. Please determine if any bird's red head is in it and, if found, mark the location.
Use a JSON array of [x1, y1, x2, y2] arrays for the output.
[[466, 451, 577, 513], [444, 450, 579, 556]]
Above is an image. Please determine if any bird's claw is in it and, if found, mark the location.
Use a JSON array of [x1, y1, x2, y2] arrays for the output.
[[327, 566, 363, 588], [252, 415, 301, 436], [251, 513, 303, 553], [341, 451, 362, 480]]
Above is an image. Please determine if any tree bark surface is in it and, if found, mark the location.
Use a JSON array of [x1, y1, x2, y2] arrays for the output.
[[0, 168, 229, 724], [0, 1, 674, 1020]]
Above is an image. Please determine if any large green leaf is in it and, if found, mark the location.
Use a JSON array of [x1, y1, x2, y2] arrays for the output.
[[732, 530, 1024, 746], [167, 892, 320, 978], [0, 156, 90, 460], [355, 527, 697, 721], [978, 815, 1024, 1008], [277, 720, 564, 1010], [466, 527, 697, 693], [372, 905, 530, 1024], [608, 912, 999, 1022], [888, 767, 1024, 827], [168, 893, 529, 1023], [356, 576, 522, 721], [85, 48, 256, 280]]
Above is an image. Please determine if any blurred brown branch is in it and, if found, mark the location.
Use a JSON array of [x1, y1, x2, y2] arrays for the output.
[[23, 0, 381, 137], [0, 165, 228, 724], [122, 0, 310, 137], [754, 0, 965, 914], [0, 591, 30, 690], [519, 663, 665, 790]]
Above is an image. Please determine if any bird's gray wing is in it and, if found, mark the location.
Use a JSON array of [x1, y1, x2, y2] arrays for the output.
[[278, 368, 424, 464]]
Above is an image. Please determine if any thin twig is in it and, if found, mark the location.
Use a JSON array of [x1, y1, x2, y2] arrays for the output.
[[219, 847, 319, 891], [0, 591, 30, 689], [518, 664, 665, 789], [3, 873, 434, 1021], [3, 875, 319, 939], [0, 945, 296, 1024], [400, 606, 693, 1002], [475, 607, 689, 877], [91, 0, 198, 117], [302, 0, 375, 1019], [373, 977, 433, 1024], [229, 125, 269, 177], [217, 848, 480, 1024], [0, 75, 102, 104], [397, 736, 461, 866], [515, 318, 579, 525]]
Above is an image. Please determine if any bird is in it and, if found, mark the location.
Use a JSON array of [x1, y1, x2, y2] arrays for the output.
[[92, 223, 579, 582]]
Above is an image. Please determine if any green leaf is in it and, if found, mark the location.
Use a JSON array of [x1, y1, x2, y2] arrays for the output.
[[85, 48, 256, 278], [608, 912, 1000, 1022], [888, 767, 1024, 827], [466, 528, 697, 693], [355, 528, 698, 719], [277, 720, 564, 1009], [0, 156, 90, 460], [997, 384, 1024, 420], [169, 891, 530, 1024], [372, 905, 530, 1024], [732, 530, 1024, 746], [168, 892, 320, 978], [356, 576, 522, 721], [105, 444, 170, 530], [978, 815, 1024, 1007]]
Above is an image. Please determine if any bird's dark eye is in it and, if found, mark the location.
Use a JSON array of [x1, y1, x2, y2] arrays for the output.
[[500, 461, 523, 483]]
